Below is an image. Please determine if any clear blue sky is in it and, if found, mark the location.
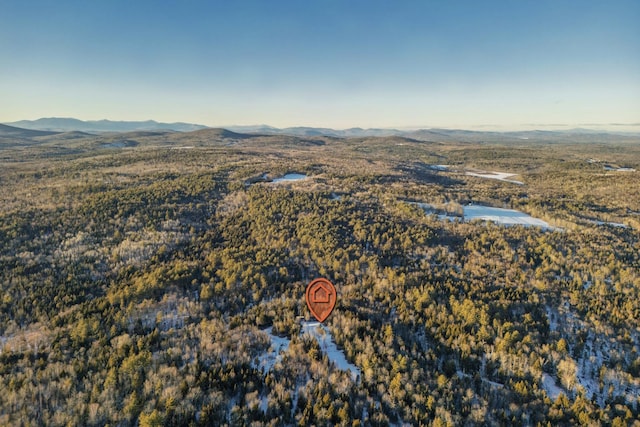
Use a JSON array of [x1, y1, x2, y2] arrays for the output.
[[1, 0, 638, 129]]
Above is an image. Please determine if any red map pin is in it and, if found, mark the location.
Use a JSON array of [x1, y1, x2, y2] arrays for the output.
[[305, 278, 337, 322]]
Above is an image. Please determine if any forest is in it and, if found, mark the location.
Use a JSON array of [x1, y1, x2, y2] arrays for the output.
[[0, 127, 639, 426]]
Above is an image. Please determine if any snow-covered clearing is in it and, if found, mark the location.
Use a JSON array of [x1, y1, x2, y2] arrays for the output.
[[465, 170, 524, 185], [257, 323, 360, 381], [301, 321, 361, 381], [541, 373, 563, 400], [255, 327, 291, 372]]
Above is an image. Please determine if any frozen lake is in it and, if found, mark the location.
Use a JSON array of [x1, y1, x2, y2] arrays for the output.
[[416, 203, 551, 229], [463, 204, 550, 228]]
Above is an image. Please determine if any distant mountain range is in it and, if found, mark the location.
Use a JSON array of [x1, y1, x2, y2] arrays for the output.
[[225, 125, 404, 138], [5, 118, 208, 133], [226, 125, 640, 143], [2, 118, 639, 143]]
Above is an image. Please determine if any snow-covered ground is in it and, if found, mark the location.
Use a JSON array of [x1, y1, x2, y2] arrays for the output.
[[257, 323, 360, 381], [603, 166, 636, 172], [271, 173, 307, 183], [545, 306, 559, 332], [260, 395, 269, 414], [465, 170, 524, 185], [590, 220, 628, 228], [544, 304, 640, 407], [301, 321, 361, 381], [463, 205, 551, 228], [541, 373, 563, 400], [255, 327, 291, 372]]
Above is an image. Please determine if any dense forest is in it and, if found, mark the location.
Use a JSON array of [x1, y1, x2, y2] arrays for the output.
[[0, 128, 639, 426]]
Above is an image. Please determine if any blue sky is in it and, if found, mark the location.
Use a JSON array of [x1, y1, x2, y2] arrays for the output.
[[1, 0, 639, 129]]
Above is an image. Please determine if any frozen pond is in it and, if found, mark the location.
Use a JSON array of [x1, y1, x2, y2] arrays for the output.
[[416, 203, 551, 229], [465, 170, 524, 185], [271, 173, 307, 183], [246, 173, 308, 187], [463, 205, 550, 227]]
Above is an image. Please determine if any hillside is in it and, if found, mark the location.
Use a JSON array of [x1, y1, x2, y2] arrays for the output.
[[0, 124, 60, 149], [0, 123, 58, 138], [0, 130, 639, 425]]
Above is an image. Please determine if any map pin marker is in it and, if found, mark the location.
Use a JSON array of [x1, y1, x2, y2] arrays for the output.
[[305, 278, 337, 322]]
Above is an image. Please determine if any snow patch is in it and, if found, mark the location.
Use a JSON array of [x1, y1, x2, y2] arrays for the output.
[[256, 327, 291, 372], [429, 164, 450, 171], [604, 165, 636, 172], [260, 395, 269, 414], [590, 220, 628, 228], [542, 373, 563, 400], [257, 323, 360, 382], [301, 321, 360, 381]]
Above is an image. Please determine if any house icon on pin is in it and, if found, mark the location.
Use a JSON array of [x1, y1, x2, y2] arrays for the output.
[[311, 282, 331, 303]]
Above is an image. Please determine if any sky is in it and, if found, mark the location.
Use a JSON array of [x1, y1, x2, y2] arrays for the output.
[[1, 0, 639, 130]]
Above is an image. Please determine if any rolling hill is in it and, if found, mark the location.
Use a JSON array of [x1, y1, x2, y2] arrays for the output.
[[0, 123, 58, 138]]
